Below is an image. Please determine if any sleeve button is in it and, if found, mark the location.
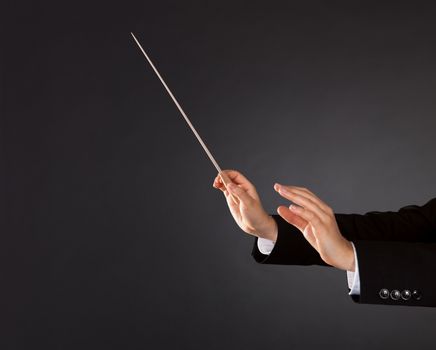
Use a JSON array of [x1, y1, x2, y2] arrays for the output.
[[401, 289, 411, 300], [379, 288, 390, 299], [390, 289, 401, 300], [412, 290, 422, 300]]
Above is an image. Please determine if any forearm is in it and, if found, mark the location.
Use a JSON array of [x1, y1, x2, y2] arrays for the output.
[[334, 197, 436, 243]]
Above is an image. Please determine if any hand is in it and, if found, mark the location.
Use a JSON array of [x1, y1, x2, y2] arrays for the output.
[[274, 183, 355, 271], [213, 170, 278, 241]]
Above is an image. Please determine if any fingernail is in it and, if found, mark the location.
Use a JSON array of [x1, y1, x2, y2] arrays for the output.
[[274, 183, 281, 191]]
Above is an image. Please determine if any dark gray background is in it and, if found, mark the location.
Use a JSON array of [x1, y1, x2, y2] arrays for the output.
[[3, 1, 436, 349]]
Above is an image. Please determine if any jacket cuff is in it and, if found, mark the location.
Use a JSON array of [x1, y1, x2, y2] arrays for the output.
[[251, 214, 326, 266], [351, 240, 434, 307]]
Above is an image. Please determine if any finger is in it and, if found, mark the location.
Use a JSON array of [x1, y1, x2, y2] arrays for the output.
[[214, 177, 238, 195], [275, 184, 331, 213], [274, 184, 331, 215], [283, 185, 320, 199], [213, 175, 224, 187], [275, 187, 329, 220], [227, 183, 253, 206], [224, 188, 240, 212], [277, 206, 319, 250], [218, 170, 260, 201], [219, 170, 254, 191], [213, 178, 226, 192], [213, 175, 230, 193], [287, 187, 332, 214], [277, 205, 308, 232], [287, 203, 324, 229]]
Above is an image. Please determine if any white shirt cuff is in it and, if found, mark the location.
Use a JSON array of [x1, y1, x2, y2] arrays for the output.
[[257, 237, 276, 255], [346, 241, 361, 295], [257, 236, 361, 296]]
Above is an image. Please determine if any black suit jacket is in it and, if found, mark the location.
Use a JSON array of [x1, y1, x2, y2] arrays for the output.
[[252, 197, 436, 307]]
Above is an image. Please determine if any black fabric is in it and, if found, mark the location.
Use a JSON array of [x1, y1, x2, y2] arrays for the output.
[[251, 197, 436, 307], [252, 214, 327, 266], [352, 240, 436, 306]]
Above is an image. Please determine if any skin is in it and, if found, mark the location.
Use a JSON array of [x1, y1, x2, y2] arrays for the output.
[[213, 169, 355, 272]]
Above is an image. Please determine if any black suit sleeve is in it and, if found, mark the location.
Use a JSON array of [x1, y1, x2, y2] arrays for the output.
[[352, 240, 436, 307], [251, 214, 327, 266], [251, 197, 436, 307]]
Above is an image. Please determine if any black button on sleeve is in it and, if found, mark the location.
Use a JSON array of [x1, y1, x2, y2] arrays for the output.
[[401, 290, 411, 301], [412, 290, 422, 301], [379, 288, 389, 299], [390, 289, 401, 300]]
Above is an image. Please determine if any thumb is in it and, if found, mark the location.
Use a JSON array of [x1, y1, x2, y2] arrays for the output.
[[227, 183, 253, 205], [277, 206, 318, 250], [277, 206, 308, 233]]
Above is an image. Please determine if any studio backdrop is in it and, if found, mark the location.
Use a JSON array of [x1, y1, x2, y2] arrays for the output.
[[3, 1, 436, 349]]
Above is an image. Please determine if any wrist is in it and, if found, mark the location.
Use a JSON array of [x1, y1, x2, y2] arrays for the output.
[[344, 240, 356, 272], [257, 215, 278, 242]]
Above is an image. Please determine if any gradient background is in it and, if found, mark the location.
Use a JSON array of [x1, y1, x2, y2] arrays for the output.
[[3, 1, 436, 349]]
